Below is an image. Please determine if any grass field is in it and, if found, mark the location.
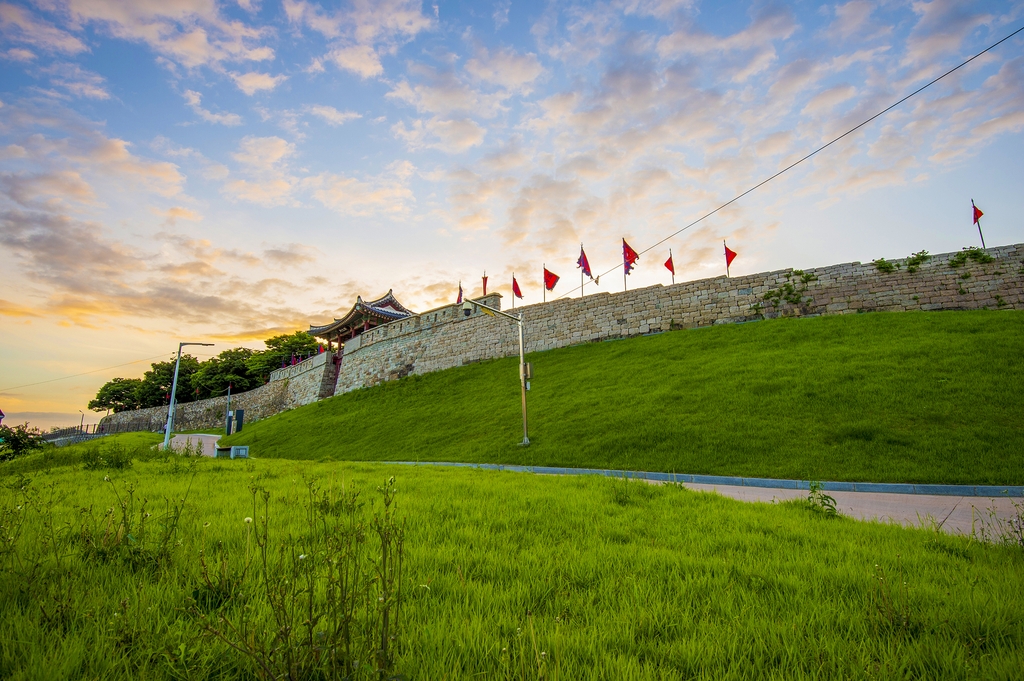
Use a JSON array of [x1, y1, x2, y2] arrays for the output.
[[222, 310, 1024, 485], [1, 439, 1022, 680]]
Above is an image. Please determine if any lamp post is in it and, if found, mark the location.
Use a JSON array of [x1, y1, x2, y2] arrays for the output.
[[462, 298, 531, 446], [163, 342, 214, 450], [78, 410, 84, 433]]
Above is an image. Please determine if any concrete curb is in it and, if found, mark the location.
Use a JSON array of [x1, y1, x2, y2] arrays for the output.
[[379, 461, 1024, 498]]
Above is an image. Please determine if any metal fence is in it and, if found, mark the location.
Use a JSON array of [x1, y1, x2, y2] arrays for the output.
[[42, 420, 157, 446]]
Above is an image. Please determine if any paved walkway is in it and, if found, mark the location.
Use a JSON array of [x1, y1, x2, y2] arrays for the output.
[[385, 462, 1023, 539], [680, 482, 1020, 537], [167, 433, 222, 457]]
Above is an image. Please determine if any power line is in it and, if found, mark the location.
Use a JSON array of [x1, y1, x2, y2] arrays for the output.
[[0, 352, 210, 392], [558, 23, 1024, 299]]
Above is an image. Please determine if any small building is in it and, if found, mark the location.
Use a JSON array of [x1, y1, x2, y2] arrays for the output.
[[308, 290, 415, 350]]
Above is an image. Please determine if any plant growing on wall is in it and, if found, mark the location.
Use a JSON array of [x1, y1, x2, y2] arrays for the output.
[[872, 258, 899, 274], [905, 250, 931, 273], [763, 270, 818, 309], [948, 247, 994, 268]]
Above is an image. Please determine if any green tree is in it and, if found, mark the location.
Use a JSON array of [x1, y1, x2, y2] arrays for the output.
[[88, 377, 145, 413], [135, 354, 201, 408], [190, 347, 257, 398], [0, 422, 46, 462], [246, 331, 321, 382]]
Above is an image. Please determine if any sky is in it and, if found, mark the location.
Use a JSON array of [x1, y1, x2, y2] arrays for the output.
[[1, 0, 1023, 429]]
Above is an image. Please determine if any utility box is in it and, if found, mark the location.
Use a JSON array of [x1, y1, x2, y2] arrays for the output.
[[230, 446, 249, 459]]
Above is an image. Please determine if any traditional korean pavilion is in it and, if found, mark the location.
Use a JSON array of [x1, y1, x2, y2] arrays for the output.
[[308, 290, 415, 348]]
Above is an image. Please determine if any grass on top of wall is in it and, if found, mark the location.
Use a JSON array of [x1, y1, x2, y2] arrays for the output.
[[1, 458, 1022, 680], [219, 310, 1022, 484]]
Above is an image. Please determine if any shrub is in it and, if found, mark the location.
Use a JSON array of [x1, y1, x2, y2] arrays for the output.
[[0, 423, 46, 462]]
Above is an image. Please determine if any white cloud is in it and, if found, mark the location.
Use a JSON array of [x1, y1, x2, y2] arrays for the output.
[[328, 43, 382, 78], [391, 117, 485, 153], [183, 90, 243, 126], [223, 135, 297, 206], [465, 45, 544, 93], [0, 3, 87, 55], [229, 71, 288, 95], [42, 63, 110, 99], [308, 105, 361, 126]]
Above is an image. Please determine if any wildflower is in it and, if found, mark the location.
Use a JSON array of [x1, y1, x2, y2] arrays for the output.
[[103, 476, 110, 482], [299, 554, 306, 560], [244, 517, 253, 524]]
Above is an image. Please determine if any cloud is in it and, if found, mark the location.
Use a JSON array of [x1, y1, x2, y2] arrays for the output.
[[387, 64, 510, 118], [306, 167, 414, 217], [42, 63, 110, 99], [328, 43, 382, 78], [493, 0, 511, 30], [155, 205, 202, 225], [391, 116, 485, 153], [183, 90, 242, 125], [465, 45, 544, 93], [56, 0, 275, 69], [223, 135, 297, 206], [286, 0, 434, 79], [802, 84, 857, 116], [308, 105, 361, 126], [229, 70, 287, 95], [4, 47, 36, 61], [0, 298, 42, 318], [0, 3, 87, 55], [262, 243, 318, 267], [0, 169, 94, 208]]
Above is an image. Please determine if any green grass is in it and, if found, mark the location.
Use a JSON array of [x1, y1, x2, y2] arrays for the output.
[[1, 457, 1022, 680], [222, 311, 1024, 485]]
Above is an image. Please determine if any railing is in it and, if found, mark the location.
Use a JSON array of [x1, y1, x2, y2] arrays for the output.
[[42, 420, 157, 445]]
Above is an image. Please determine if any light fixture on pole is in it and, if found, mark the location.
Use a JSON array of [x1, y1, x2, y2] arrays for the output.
[[163, 342, 214, 450], [78, 410, 85, 433], [462, 299, 531, 446]]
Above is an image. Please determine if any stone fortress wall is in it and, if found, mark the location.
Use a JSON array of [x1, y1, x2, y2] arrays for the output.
[[101, 243, 1023, 433], [337, 244, 1024, 393], [99, 349, 338, 433]]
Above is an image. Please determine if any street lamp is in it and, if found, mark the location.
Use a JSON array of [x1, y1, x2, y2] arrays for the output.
[[462, 299, 531, 446], [78, 410, 84, 433], [163, 341, 214, 450]]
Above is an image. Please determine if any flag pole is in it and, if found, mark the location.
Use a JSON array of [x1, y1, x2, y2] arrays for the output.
[[511, 272, 515, 309], [670, 248, 675, 285], [543, 265, 546, 303], [580, 243, 585, 299], [972, 199, 986, 248], [724, 240, 730, 278]]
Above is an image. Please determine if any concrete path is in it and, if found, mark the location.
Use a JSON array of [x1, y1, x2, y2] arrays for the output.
[[680, 482, 1021, 538], [167, 433, 221, 457]]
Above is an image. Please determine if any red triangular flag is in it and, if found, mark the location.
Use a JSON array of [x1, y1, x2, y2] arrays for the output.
[[623, 239, 639, 274], [724, 244, 738, 267], [512, 275, 523, 299], [973, 202, 983, 224], [543, 268, 560, 291], [664, 254, 674, 274], [577, 246, 593, 279]]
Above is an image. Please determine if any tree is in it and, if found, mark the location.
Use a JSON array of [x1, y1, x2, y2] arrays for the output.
[[0, 422, 46, 462], [135, 354, 201, 408], [88, 377, 145, 413], [246, 331, 320, 382], [190, 347, 257, 398]]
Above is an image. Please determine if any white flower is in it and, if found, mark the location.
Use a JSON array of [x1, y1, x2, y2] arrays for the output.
[[299, 554, 306, 560], [244, 517, 253, 524]]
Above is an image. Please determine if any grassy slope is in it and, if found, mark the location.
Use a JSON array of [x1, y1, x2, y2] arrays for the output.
[[223, 310, 1024, 484], [1, 458, 1021, 679]]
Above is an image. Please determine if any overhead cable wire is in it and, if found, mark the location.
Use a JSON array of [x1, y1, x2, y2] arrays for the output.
[[0, 352, 205, 392], [557, 23, 1024, 299]]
